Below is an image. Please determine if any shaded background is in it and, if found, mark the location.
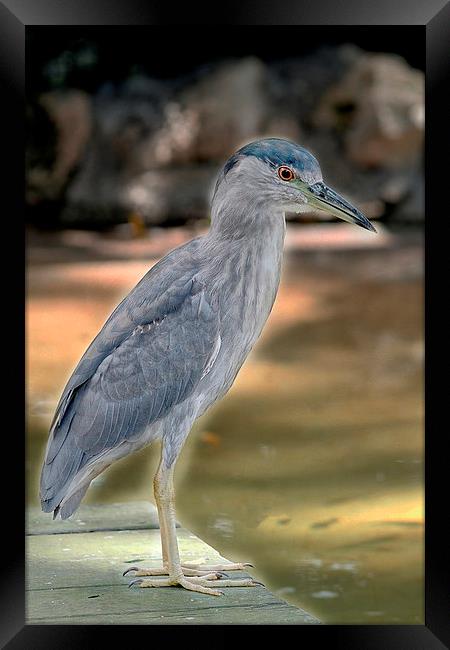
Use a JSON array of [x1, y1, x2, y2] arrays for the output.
[[26, 27, 424, 623]]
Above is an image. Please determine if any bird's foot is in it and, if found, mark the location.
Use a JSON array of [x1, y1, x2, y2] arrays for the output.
[[123, 561, 253, 578], [182, 561, 254, 572], [127, 573, 262, 596], [124, 565, 227, 578]]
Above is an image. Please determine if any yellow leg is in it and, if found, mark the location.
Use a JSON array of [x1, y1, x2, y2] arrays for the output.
[[153, 459, 182, 579], [154, 457, 169, 568], [125, 448, 260, 595]]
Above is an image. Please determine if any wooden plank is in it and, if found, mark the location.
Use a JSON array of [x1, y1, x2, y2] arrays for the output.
[[26, 501, 176, 535], [28, 587, 319, 625], [27, 528, 228, 591], [26, 502, 320, 625]]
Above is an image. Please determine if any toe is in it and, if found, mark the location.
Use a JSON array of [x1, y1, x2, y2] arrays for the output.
[[128, 578, 143, 588], [124, 566, 169, 577], [178, 578, 223, 596], [123, 566, 139, 576]]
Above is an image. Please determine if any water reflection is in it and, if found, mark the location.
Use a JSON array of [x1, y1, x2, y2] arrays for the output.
[[26, 226, 423, 624]]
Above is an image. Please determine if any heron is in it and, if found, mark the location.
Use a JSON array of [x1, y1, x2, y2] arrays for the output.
[[40, 138, 375, 596]]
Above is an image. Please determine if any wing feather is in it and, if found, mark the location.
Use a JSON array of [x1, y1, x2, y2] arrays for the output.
[[41, 246, 221, 515]]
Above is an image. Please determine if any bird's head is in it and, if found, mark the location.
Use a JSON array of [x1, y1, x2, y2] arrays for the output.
[[213, 138, 376, 233]]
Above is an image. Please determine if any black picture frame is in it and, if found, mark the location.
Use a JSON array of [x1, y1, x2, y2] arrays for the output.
[[3, 0, 449, 646]]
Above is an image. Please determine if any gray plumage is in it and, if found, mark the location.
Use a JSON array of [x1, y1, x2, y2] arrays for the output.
[[40, 138, 375, 520]]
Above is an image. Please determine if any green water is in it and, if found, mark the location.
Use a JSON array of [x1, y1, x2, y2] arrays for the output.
[[27, 230, 423, 624]]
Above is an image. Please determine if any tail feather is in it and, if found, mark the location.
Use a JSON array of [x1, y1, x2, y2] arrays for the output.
[[40, 398, 88, 517], [59, 485, 90, 520]]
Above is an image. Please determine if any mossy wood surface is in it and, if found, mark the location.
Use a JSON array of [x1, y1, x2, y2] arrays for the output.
[[26, 501, 320, 625]]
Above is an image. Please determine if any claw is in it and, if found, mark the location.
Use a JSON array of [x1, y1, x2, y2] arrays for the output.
[[243, 563, 254, 568], [123, 566, 139, 577], [128, 578, 143, 588], [252, 580, 265, 587]]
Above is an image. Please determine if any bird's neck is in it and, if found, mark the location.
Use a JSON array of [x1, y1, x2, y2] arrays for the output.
[[202, 199, 286, 352], [205, 195, 286, 315], [209, 186, 286, 244]]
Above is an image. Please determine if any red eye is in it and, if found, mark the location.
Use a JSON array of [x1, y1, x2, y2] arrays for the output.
[[278, 166, 294, 181]]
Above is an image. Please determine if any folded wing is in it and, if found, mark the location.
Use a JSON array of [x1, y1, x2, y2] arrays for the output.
[[40, 254, 220, 516]]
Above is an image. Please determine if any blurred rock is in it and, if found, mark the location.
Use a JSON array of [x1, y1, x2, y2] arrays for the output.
[[61, 59, 275, 224], [164, 57, 273, 163], [63, 165, 217, 227], [314, 53, 424, 169], [268, 45, 361, 125], [388, 168, 424, 223], [61, 77, 169, 223], [380, 170, 416, 205], [27, 47, 424, 228], [27, 89, 92, 201], [120, 166, 218, 225]]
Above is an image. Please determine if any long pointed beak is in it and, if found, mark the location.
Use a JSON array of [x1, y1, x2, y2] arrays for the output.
[[302, 181, 376, 232]]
